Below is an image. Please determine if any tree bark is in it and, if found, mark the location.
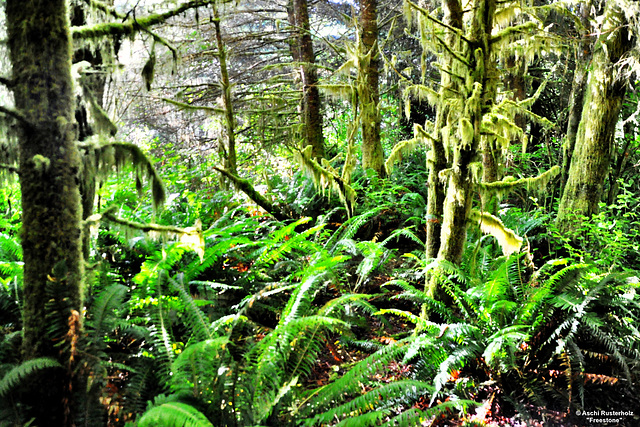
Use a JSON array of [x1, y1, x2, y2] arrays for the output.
[[7, 0, 84, 424], [294, 0, 325, 159], [212, 3, 237, 176], [436, 0, 495, 267], [359, 0, 385, 177], [560, 0, 593, 193], [425, 0, 462, 260], [557, 1, 634, 232]]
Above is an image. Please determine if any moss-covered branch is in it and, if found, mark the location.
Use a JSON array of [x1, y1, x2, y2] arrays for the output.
[[86, 0, 125, 20], [88, 206, 193, 235], [212, 167, 289, 222], [0, 105, 32, 128], [490, 22, 538, 45], [469, 210, 522, 256], [72, 0, 216, 40], [405, 0, 472, 45], [88, 206, 204, 259], [161, 97, 225, 115], [0, 76, 14, 87], [0, 163, 20, 175], [477, 165, 560, 195]]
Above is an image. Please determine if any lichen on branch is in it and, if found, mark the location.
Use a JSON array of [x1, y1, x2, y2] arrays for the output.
[[72, 0, 217, 40]]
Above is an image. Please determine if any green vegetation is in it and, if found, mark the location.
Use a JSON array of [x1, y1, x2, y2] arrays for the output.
[[1, 0, 640, 426]]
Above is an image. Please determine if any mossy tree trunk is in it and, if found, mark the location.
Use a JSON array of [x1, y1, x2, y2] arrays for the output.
[[359, 0, 385, 177], [560, 0, 593, 193], [557, 1, 634, 232], [294, 0, 325, 159], [436, 0, 496, 267], [7, 0, 84, 424], [212, 2, 237, 176], [425, 0, 462, 260]]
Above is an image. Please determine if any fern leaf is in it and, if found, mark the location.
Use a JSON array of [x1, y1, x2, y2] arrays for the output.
[[0, 358, 62, 397], [137, 402, 213, 427]]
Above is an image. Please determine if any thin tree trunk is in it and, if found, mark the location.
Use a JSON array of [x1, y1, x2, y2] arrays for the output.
[[436, 0, 496, 266], [7, 0, 84, 424], [425, 0, 462, 260], [557, 1, 634, 232], [359, 0, 385, 177], [294, 0, 325, 159], [607, 125, 633, 204], [212, 3, 237, 175]]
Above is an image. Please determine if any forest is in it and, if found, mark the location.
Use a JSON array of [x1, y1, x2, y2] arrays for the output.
[[0, 0, 639, 426]]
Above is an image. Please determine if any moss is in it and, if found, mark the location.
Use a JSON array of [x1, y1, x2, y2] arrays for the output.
[[72, 0, 217, 40], [30, 154, 51, 173]]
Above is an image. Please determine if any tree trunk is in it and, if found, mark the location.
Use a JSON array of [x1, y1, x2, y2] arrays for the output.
[[425, 0, 462, 260], [212, 3, 237, 176], [7, 0, 84, 424], [557, 1, 634, 232], [294, 0, 325, 159], [359, 0, 385, 177], [560, 0, 593, 193]]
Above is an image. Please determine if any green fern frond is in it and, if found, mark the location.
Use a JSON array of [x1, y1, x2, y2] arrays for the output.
[[307, 380, 433, 426], [382, 227, 425, 249], [300, 340, 408, 417], [170, 337, 230, 397], [318, 293, 378, 319], [86, 283, 127, 346], [247, 315, 349, 424], [166, 275, 212, 341], [0, 358, 62, 397], [325, 205, 389, 253], [137, 402, 213, 427]]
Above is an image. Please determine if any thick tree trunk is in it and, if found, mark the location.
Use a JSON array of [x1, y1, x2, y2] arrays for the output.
[[557, 1, 634, 232], [359, 0, 385, 177], [294, 0, 325, 159], [561, 1, 593, 193], [7, 0, 84, 424]]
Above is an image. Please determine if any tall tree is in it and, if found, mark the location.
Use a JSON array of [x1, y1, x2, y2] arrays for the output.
[[212, 0, 238, 176], [6, 0, 83, 423], [560, 0, 594, 192], [293, 0, 325, 159], [400, 0, 557, 301], [359, 0, 385, 177], [557, 0, 637, 232]]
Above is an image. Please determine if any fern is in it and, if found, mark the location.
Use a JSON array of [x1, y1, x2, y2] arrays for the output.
[[0, 358, 63, 397], [324, 205, 390, 254], [137, 402, 213, 427], [305, 380, 433, 426], [299, 340, 408, 417]]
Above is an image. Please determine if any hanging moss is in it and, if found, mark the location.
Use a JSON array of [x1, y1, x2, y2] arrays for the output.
[[385, 137, 426, 174], [72, 0, 218, 40], [78, 140, 166, 210], [469, 210, 522, 256], [213, 167, 288, 222], [294, 145, 356, 217], [477, 165, 560, 198]]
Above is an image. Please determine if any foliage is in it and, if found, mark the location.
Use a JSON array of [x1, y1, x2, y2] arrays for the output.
[[2, 0, 640, 425]]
